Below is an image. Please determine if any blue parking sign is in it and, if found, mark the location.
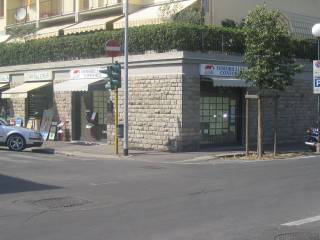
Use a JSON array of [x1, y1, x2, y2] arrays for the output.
[[315, 78, 320, 87]]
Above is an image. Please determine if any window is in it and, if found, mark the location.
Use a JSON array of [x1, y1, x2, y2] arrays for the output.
[[93, 91, 108, 125], [0, 0, 4, 17]]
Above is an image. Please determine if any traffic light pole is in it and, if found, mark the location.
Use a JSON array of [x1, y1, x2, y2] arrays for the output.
[[112, 57, 119, 155]]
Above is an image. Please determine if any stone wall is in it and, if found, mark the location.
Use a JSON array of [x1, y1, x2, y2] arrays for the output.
[[10, 76, 26, 124], [107, 74, 200, 151], [181, 76, 201, 151], [244, 73, 316, 146]]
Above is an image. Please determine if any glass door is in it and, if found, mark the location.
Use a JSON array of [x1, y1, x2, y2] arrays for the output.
[[200, 95, 239, 146]]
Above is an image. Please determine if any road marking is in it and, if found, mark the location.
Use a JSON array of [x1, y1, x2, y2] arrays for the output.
[[90, 181, 119, 186], [282, 215, 320, 226]]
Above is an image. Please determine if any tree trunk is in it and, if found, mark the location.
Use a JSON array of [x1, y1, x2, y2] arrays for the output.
[[273, 95, 278, 157], [257, 96, 263, 159], [246, 98, 249, 156]]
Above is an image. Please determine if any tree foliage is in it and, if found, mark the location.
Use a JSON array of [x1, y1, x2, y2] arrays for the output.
[[240, 5, 302, 91], [221, 19, 238, 28], [159, 0, 203, 25], [7, 24, 37, 39]]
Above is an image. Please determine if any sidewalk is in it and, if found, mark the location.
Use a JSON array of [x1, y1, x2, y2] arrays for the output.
[[31, 141, 246, 162], [30, 141, 311, 163]]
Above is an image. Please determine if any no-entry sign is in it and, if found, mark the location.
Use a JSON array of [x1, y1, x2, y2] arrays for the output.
[[105, 40, 121, 57]]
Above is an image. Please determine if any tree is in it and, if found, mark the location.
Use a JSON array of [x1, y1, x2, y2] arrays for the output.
[[240, 5, 302, 158], [159, 0, 204, 25], [221, 19, 238, 28], [7, 24, 37, 41]]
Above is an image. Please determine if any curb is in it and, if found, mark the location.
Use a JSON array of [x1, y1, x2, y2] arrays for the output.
[[54, 150, 122, 160]]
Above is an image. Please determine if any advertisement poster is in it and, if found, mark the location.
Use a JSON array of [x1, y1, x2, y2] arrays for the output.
[[40, 109, 54, 140]]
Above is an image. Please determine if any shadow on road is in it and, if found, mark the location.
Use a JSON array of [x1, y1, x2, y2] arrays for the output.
[[0, 174, 61, 194]]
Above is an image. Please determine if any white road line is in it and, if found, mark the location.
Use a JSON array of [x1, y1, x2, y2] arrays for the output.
[[282, 215, 320, 226], [90, 181, 119, 186]]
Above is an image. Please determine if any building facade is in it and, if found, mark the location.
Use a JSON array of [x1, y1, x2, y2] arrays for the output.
[[0, 0, 320, 41], [0, 0, 317, 150], [0, 52, 315, 150]]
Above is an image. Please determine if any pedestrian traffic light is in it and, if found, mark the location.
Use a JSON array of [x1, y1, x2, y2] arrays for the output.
[[100, 62, 121, 91]]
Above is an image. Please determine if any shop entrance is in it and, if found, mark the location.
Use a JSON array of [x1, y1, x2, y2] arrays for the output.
[[72, 90, 109, 142], [200, 81, 243, 146], [27, 85, 53, 119]]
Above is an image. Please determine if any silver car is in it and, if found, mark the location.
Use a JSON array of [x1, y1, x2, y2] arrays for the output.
[[0, 118, 43, 151]]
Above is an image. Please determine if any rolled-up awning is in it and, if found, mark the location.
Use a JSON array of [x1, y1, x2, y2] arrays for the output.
[[64, 15, 123, 35], [54, 79, 104, 92], [26, 23, 74, 40], [203, 77, 249, 88], [113, 0, 197, 29], [2, 81, 51, 99], [0, 83, 9, 89]]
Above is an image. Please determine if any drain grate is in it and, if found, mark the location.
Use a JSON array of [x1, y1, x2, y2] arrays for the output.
[[30, 197, 91, 210], [275, 232, 320, 240]]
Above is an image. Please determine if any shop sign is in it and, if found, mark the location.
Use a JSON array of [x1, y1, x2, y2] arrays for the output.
[[314, 60, 320, 94], [0, 74, 10, 83], [200, 64, 247, 77], [25, 71, 53, 82], [70, 68, 105, 80]]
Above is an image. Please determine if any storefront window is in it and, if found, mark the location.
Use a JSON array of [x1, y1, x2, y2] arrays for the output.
[[93, 91, 108, 125]]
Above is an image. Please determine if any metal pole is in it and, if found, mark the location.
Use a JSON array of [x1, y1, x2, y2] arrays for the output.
[[123, 0, 129, 156], [115, 88, 119, 155], [245, 97, 249, 156]]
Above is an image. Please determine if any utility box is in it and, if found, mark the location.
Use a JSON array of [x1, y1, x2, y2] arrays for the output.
[[118, 124, 124, 138]]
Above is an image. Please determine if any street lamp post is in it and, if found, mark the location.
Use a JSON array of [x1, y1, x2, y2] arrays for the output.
[[312, 23, 320, 153]]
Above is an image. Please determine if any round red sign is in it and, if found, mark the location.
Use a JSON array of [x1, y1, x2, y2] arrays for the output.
[[105, 40, 121, 57]]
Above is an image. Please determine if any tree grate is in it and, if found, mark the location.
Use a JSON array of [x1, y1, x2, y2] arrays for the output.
[[30, 197, 91, 210]]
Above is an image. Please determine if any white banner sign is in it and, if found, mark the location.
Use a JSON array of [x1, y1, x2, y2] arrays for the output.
[[314, 60, 320, 94], [0, 74, 9, 83], [70, 68, 105, 80], [200, 64, 247, 77], [25, 71, 53, 82]]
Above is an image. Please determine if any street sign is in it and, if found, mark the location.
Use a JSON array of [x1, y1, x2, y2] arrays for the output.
[[105, 40, 121, 57], [314, 60, 320, 94]]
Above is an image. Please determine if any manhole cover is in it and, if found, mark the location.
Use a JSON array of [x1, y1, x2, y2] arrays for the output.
[[30, 197, 91, 210], [275, 232, 320, 240]]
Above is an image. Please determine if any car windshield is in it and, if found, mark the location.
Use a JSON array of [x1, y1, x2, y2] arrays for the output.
[[0, 117, 9, 126]]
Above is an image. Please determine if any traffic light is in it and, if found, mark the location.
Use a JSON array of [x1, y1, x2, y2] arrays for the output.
[[100, 62, 121, 91], [110, 62, 121, 89]]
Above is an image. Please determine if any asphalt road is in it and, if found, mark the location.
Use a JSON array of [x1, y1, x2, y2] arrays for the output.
[[1, 149, 320, 240]]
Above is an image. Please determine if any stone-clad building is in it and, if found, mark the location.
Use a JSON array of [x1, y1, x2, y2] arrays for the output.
[[0, 0, 318, 151], [0, 52, 315, 151]]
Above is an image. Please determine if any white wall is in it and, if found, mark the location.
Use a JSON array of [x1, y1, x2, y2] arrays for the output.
[[208, 0, 320, 25]]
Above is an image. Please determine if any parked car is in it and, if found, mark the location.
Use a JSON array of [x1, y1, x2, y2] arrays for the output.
[[0, 118, 43, 151], [305, 127, 318, 151]]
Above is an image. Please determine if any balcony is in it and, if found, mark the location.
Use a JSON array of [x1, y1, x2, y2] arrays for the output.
[[39, 0, 74, 22], [7, 4, 37, 26], [79, 0, 121, 11]]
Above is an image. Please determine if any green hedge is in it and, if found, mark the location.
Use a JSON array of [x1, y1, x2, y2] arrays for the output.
[[0, 23, 315, 67]]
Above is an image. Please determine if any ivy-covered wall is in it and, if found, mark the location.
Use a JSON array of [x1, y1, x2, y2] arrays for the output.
[[0, 23, 316, 67]]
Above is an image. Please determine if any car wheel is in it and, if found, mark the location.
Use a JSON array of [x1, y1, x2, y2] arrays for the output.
[[7, 134, 26, 152]]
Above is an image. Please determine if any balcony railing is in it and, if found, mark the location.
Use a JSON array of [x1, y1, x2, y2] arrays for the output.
[[7, 4, 37, 25], [80, 0, 121, 11], [40, 0, 74, 19]]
